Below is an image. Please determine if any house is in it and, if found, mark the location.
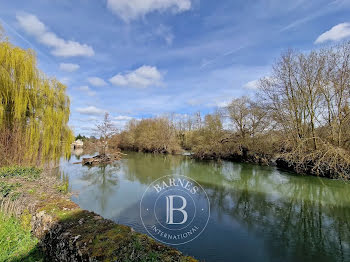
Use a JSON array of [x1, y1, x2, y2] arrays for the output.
[[72, 139, 84, 150]]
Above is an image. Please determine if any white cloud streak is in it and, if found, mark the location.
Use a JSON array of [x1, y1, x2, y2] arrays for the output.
[[243, 79, 259, 90], [78, 86, 96, 96], [155, 24, 174, 45], [59, 63, 80, 72], [113, 115, 138, 130], [109, 65, 163, 88], [87, 77, 107, 87], [107, 0, 191, 22], [16, 13, 94, 57], [315, 22, 350, 44], [114, 115, 134, 121], [76, 106, 105, 116]]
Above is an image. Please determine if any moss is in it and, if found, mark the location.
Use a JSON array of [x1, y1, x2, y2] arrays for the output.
[[27, 188, 36, 194], [22, 188, 197, 261], [143, 252, 159, 262], [50, 209, 197, 262], [37, 198, 79, 220], [21, 210, 32, 231], [55, 181, 69, 194]]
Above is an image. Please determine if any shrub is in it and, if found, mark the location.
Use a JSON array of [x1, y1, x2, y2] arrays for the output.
[[0, 166, 41, 180]]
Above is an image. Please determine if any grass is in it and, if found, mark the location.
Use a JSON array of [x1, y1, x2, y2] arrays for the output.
[[55, 181, 69, 194], [0, 212, 43, 262], [0, 166, 41, 180]]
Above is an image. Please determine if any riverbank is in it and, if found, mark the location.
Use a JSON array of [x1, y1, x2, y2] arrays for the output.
[[0, 166, 196, 262], [118, 145, 350, 180], [190, 145, 350, 180], [85, 145, 337, 181]]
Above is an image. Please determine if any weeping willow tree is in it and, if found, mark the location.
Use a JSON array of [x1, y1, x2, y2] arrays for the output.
[[0, 27, 74, 166]]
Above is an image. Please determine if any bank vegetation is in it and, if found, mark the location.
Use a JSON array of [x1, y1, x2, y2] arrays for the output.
[[115, 42, 350, 179], [0, 26, 73, 166]]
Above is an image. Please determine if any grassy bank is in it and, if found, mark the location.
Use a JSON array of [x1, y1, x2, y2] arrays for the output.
[[0, 212, 43, 261], [0, 166, 47, 261]]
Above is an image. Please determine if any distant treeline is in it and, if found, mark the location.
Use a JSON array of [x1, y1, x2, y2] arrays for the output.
[[116, 42, 350, 179]]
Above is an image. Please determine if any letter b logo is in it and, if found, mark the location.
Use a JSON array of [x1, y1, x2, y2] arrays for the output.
[[166, 195, 188, 224]]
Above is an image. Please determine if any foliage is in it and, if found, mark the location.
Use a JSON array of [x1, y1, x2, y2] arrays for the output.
[[0, 181, 21, 198], [189, 113, 228, 159], [118, 117, 181, 154], [55, 181, 69, 194], [0, 166, 41, 180], [0, 212, 43, 261], [75, 134, 87, 141], [0, 28, 74, 166]]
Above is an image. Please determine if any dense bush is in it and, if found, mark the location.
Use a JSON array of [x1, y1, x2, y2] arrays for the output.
[[118, 118, 181, 154]]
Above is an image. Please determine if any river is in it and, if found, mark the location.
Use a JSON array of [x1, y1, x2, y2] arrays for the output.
[[56, 151, 350, 262]]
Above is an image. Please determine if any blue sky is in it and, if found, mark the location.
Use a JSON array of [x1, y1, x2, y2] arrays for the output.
[[1, 0, 350, 135]]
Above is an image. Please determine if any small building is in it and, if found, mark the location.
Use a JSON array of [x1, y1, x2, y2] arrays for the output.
[[72, 139, 84, 150]]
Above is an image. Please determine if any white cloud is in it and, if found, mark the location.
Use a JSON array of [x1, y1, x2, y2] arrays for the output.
[[16, 13, 94, 57], [87, 77, 107, 87], [78, 86, 96, 97], [114, 115, 134, 121], [243, 80, 259, 90], [59, 63, 80, 72], [60, 77, 70, 85], [107, 0, 191, 22], [155, 24, 174, 45], [315, 23, 350, 44], [113, 115, 137, 130], [78, 86, 90, 92], [109, 65, 163, 88], [76, 106, 105, 116], [217, 100, 231, 107]]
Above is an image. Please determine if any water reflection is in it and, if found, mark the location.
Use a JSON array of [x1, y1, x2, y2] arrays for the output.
[[58, 151, 350, 262], [71, 148, 84, 160], [80, 164, 120, 212]]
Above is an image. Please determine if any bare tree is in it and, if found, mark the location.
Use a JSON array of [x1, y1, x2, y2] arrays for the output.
[[95, 113, 117, 155], [226, 97, 268, 141]]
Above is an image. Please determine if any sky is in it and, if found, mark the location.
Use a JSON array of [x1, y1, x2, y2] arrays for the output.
[[1, 0, 350, 136]]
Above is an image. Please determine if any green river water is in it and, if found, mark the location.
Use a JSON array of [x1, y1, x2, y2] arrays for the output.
[[57, 151, 350, 262]]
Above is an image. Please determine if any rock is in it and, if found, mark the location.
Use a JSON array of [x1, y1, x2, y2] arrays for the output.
[[73, 235, 81, 242]]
